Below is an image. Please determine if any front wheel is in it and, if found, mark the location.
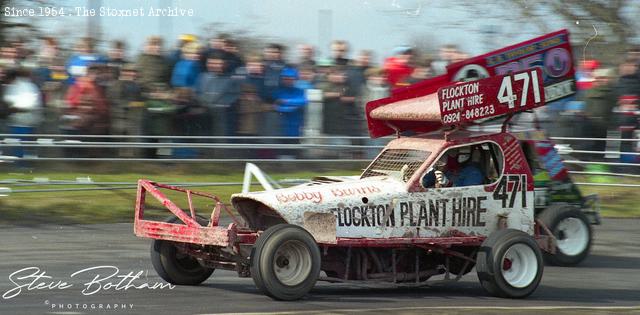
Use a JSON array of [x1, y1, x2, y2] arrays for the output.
[[476, 229, 543, 298], [150, 216, 214, 285], [538, 206, 592, 266], [250, 224, 321, 301]]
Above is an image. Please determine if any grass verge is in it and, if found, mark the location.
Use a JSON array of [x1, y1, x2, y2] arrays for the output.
[[0, 164, 637, 224]]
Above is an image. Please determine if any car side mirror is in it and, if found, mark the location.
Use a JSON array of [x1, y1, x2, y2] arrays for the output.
[[421, 168, 436, 189]]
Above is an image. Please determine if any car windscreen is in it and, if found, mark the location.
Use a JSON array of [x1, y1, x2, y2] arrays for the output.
[[361, 149, 430, 182]]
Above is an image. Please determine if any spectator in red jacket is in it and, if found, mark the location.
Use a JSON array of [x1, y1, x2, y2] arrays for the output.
[[63, 64, 109, 135], [383, 46, 415, 88]]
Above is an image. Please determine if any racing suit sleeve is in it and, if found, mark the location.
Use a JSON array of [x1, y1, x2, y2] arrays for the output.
[[454, 165, 484, 187]]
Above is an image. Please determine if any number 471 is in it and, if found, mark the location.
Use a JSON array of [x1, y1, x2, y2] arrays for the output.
[[497, 69, 542, 109]]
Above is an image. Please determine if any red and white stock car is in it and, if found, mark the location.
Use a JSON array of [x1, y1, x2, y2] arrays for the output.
[[134, 30, 590, 300]]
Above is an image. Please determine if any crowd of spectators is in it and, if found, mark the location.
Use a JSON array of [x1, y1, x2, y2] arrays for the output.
[[552, 48, 640, 163], [0, 34, 638, 160], [0, 34, 444, 158]]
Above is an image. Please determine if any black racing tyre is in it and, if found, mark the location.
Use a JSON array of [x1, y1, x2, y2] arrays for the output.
[[150, 216, 214, 285], [538, 206, 592, 266], [250, 224, 321, 301], [476, 229, 543, 298]]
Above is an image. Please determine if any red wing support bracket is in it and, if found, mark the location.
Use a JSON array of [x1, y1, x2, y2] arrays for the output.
[[133, 179, 241, 246]]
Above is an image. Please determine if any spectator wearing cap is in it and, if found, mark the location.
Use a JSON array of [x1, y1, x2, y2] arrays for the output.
[[272, 67, 307, 157], [169, 34, 197, 70], [273, 67, 307, 136], [136, 36, 170, 91], [171, 42, 202, 88], [196, 53, 241, 137], [576, 59, 600, 91], [383, 46, 415, 88]]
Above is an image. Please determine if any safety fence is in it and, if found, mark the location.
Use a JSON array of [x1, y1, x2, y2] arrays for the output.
[[0, 134, 639, 191]]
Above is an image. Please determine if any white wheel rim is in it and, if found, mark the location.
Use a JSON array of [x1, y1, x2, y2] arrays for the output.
[[273, 240, 312, 286], [555, 217, 589, 256], [501, 243, 538, 288]]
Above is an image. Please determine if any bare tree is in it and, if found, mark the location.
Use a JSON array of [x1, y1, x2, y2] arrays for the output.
[[492, 0, 640, 64]]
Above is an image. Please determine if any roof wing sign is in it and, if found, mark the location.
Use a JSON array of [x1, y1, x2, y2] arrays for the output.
[[366, 30, 575, 138], [438, 69, 545, 126], [445, 29, 575, 104]]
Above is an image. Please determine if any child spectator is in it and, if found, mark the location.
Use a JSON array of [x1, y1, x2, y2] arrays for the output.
[[273, 67, 307, 137], [273, 67, 307, 157], [63, 65, 109, 135]]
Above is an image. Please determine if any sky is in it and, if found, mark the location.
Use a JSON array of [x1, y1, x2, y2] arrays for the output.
[[6, 0, 571, 62]]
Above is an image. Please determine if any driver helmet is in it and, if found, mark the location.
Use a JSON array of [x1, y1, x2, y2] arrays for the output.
[[456, 146, 471, 164]]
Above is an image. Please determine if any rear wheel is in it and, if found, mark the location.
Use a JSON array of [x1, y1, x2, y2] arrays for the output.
[[150, 216, 214, 285], [251, 224, 321, 301], [538, 206, 592, 266], [476, 229, 543, 298]]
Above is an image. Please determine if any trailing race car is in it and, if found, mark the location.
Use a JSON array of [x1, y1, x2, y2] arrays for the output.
[[133, 30, 598, 301]]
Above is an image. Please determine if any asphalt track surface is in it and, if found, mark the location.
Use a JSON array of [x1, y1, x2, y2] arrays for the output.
[[0, 219, 638, 315]]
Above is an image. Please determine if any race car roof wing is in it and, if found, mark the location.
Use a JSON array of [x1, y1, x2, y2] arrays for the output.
[[366, 29, 575, 138]]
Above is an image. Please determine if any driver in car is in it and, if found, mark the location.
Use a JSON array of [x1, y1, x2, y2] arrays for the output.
[[432, 146, 484, 187]]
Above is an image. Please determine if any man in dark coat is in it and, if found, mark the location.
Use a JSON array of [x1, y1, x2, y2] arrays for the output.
[[320, 67, 357, 137], [196, 53, 241, 136], [136, 36, 170, 91]]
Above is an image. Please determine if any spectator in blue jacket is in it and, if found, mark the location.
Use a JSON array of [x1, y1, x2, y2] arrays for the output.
[[273, 67, 307, 137], [171, 42, 202, 88], [66, 37, 107, 84], [272, 67, 307, 158]]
